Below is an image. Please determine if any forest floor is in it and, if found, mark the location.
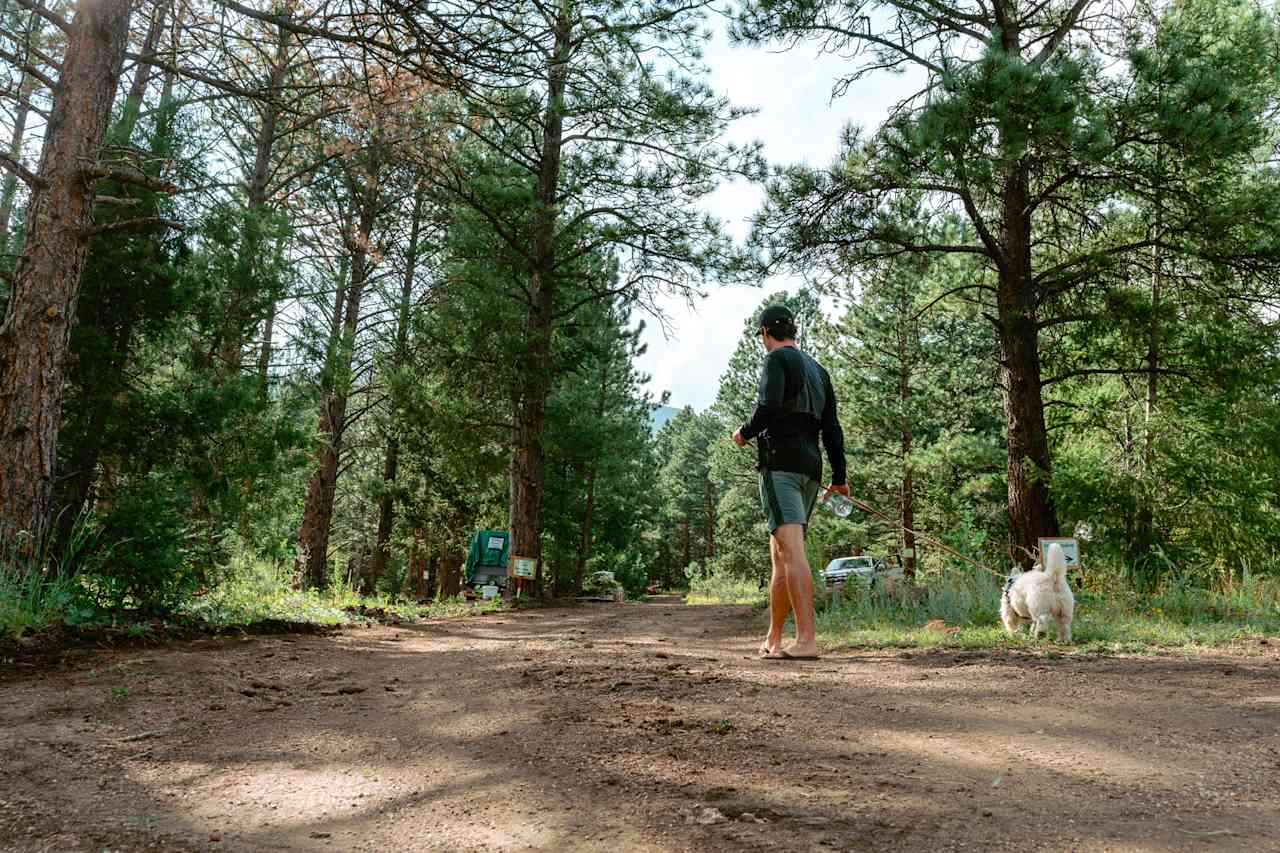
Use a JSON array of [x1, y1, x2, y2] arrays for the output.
[[2, 597, 1279, 853]]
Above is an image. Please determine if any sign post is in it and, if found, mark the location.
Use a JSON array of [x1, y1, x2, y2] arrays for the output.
[[509, 555, 536, 580], [508, 554, 536, 598], [1037, 537, 1080, 568]]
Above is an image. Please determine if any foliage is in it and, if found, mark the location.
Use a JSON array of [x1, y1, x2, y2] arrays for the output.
[[686, 563, 766, 606], [3, 0, 1280, 634]]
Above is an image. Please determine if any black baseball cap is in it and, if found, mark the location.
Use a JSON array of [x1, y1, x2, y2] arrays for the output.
[[758, 304, 794, 328]]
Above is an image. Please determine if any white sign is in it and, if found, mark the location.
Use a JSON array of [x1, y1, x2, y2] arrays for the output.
[[1038, 537, 1080, 567], [510, 556, 536, 579], [486, 536, 505, 551]]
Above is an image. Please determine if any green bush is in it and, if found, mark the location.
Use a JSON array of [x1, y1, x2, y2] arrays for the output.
[[585, 547, 649, 596], [81, 485, 204, 612], [687, 566, 766, 605]]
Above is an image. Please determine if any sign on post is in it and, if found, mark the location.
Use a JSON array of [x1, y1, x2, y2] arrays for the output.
[[1037, 537, 1079, 567], [509, 555, 537, 580]]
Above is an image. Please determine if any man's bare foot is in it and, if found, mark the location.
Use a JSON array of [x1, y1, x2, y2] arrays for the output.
[[758, 636, 781, 657], [780, 643, 819, 659]]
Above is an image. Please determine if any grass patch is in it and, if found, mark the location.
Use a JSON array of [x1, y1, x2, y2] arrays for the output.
[[819, 570, 1280, 652], [183, 560, 504, 626], [0, 564, 107, 639], [686, 572, 766, 606], [688, 565, 1280, 652], [2, 556, 504, 640]]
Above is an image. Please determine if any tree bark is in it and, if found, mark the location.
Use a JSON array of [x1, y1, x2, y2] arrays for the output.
[[368, 184, 427, 591], [506, 0, 572, 594], [573, 351, 611, 594], [574, 462, 597, 594], [0, 5, 42, 258], [256, 288, 277, 400], [223, 20, 290, 375], [703, 478, 714, 561], [439, 549, 462, 598], [294, 147, 382, 589], [0, 0, 133, 554], [898, 321, 916, 579], [1133, 140, 1165, 572], [51, 14, 181, 557], [118, 0, 171, 133], [681, 518, 690, 568], [996, 262, 1059, 565]]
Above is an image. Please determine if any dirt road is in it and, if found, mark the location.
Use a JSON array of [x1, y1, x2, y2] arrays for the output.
[[2, 598, 1278, 852]]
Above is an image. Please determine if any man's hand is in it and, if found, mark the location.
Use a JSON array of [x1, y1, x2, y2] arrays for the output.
[[827, 483, 850, 497], [732, 429, 748, 447]]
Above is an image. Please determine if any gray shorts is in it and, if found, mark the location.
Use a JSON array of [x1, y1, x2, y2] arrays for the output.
[[759, 470, 821, 533]]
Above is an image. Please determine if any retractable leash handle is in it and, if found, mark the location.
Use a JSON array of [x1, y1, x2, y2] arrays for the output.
[[817, 487, 854, 518]]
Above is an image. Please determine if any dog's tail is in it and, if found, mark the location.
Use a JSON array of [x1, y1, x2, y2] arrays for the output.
[[1044, 543, 1068, 583]]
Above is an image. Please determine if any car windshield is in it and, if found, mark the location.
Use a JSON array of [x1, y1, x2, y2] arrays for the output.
[[829, 558, 874, 571]]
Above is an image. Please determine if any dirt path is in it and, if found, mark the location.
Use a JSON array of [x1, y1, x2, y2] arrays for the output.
[[2, 598, 1278, 853]]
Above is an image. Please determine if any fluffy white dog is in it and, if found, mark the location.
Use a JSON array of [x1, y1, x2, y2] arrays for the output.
[[1000, 543, 1075, 643]]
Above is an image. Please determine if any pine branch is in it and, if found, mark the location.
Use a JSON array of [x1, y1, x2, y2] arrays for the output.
[[9, 0, 69, 34], [81, 166, 178, 193], [93, 195, 142, 206], [0, 152, 43, 188], [0, 48, 59, 90], [83, 217, 184, 238], [1042, 366, 1191, 387]]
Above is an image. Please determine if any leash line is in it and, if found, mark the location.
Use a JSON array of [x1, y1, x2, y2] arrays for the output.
[[823, 488, 1008, 580]]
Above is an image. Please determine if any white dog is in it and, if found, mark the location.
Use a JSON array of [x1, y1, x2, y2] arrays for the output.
[[1000, 543, 1074, 643]]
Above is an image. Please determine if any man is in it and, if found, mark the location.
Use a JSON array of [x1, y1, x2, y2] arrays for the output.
[[732, 305, 847, 660]]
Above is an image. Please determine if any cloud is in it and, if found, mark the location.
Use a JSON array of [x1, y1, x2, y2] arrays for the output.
[[634, 21, 922, 411]]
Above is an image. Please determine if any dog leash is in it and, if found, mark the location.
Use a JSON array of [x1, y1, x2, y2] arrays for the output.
[[822, 487, 1009, 580]]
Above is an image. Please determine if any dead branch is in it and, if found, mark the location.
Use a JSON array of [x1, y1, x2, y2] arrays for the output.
[[93, 195, 142, 206], [81, 165, 179, 193], [0, 152, 43, 188], [83, 217, 185, 238]]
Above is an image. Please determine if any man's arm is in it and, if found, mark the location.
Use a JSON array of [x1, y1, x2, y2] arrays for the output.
[[739, 352, 785, 441], [820, 368, 847, 486]]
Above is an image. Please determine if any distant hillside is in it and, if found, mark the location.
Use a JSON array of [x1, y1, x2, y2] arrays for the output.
[[649, 404, 681, 435]]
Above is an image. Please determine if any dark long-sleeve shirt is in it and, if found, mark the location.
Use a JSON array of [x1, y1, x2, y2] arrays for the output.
[[740, 346, 847, 485]]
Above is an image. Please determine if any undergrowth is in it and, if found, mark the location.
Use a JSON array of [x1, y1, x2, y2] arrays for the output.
[[1, 553, 503, 640], [690, 563, 1280, 652]]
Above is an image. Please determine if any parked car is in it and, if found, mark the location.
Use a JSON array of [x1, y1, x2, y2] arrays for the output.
[[821, 556, 903, 588]]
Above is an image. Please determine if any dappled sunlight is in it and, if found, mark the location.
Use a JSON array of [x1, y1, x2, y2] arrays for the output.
[[4, 602, 1278, 851]]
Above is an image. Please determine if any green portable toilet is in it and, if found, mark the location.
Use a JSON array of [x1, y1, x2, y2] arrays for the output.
[[466, 530, 510, 587]]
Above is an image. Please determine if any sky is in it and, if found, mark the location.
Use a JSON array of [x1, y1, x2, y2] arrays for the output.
[[633, 18, 923, 413]]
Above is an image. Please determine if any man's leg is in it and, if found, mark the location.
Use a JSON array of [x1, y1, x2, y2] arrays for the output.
[[774, 522, 818, 657], [761, 531, 790, 656]]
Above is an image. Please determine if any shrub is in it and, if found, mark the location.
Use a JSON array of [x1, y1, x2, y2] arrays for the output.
[[81, 485, 204, 612]]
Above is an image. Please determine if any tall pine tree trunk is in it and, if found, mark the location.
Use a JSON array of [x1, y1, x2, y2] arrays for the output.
[[224, 21, 290, 375], [898, 325, 916, 579], [118, 0, 171, 131], [574, 462, 597, 595], [294, 147, 383, 589], [0, 0, 132, 553], [996, 267, 1059, 565], [703, 479, 715, 560], [1133, 145, 1165, 575], [992, 55, 1060, 566], [51, 8, 180, 555], [0, 5, 42, 257], [573, 354, 611, 593], [507, 0, 571, 592], [368, 185, 427, 591]]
